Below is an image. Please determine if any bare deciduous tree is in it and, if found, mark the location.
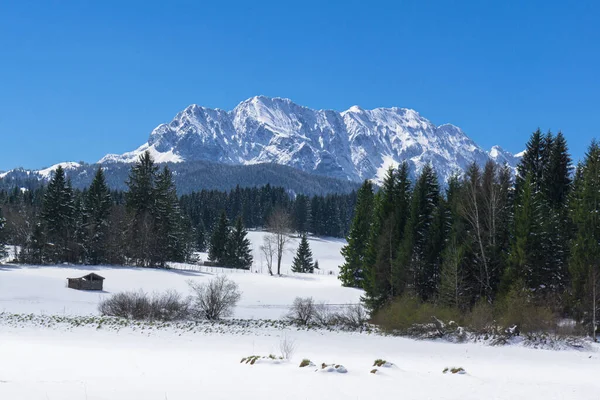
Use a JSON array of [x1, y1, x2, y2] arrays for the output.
[[287, 297, 316, 325], [266, 208, 292, 275], [260, 234, 276, 276], [188, 275, 241, 320], [279, 334, 296, 360]]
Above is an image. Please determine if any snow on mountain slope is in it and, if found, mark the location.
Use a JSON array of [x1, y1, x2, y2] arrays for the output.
[[37, 162, 82, 179], [99, 96, 519, 184]]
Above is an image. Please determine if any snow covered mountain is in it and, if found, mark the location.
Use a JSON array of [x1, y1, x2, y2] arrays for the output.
[[99, 96, 519, 183]]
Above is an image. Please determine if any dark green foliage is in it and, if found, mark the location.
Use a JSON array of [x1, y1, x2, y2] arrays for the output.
[[0, 207, 6, 259], [362, 164, 412, 311], [125, 151, 158, 266], [209, 211, 230, 265], [83, 168, 112, 264], [153, 166, 187, 266], [40, 166, 76, 263], [569, 142, 600, 338], [226, 216, 253, 269], [399, 164, 442, 301], [291, 234, 314, 273], [339, 180, 374, 287]]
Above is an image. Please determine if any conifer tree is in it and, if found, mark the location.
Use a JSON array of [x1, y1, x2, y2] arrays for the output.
[[339, 180, 374, 288], [398, 164, 441, 301], [153, 166, 186, 267], [291, 233, 314, 273], [505, 173, 543, 293], [84, 168, 112, 264], [41, 166, 75, 263], [209, 210, 230, 265], [0, 207, 6, 260], [226, 216, 253, 269], [22, 222, 45, 264], [125, 151, 158, 266], [438, 176, 469, 308], [569, 141, 600, 339]]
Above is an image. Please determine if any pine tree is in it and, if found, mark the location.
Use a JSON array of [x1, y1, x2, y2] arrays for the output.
[[291, 233, 314, 273], [0, 207, 6, 260], [125, 151, 158, 266], [22, 222, 45, 264], [209, 210, 230, 265], [153, 166, 187, 267], [41, 166, 75, 263], [438, 176, 470, 308], [84, 168, 112, 264], [399, 164, 441, 301], [339, 180, 374, 288], [569, 141, 600, 339], [505, 173, 543, 293], [226, 216, 253, 269]]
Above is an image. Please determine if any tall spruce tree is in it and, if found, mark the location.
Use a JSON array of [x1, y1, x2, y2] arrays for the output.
[[153, 166, 186, 267], [226, 216, 253, 269], [209, 210, 230, 265], [362, 168, 397, 310], [84, 168, 112, 264], [0, 207, 6, 260], [125, 151, 158, 266], [41, 166, 75, 263], [569, 142, 600, 339], [398, 164, 441, 301], [438, 176, 472, 308], [291, 233, 314, 273], [339, 180, 374, 288], [505, 173, 543, 293]]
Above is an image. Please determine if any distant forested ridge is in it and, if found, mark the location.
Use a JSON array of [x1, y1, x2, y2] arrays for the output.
[[0, 160, 360, 196]]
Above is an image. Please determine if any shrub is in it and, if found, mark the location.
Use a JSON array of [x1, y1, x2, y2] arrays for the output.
[[188, 275, 241, 320], [287, 297, 317, 325], [372, 294, 462, 333], [497, 286, 556, 334], [337, 303, 368, 329], [98, 290, 189, 321], [279, 335, 296, 360], [299, 359, 313, 368], [466, 299, 495, 333]]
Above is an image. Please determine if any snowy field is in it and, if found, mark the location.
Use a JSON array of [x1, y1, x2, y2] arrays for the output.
[[0, 232, 599, 399], [0, 232, 358, 319]]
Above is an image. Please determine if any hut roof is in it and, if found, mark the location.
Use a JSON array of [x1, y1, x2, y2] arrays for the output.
[[69, 273, 106, 281]]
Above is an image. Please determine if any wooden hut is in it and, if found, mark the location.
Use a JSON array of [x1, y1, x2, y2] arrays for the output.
[[67, 273, 105, 291]]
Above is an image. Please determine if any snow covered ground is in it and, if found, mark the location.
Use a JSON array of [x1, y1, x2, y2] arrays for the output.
[[0, 232, 599, 399], [0, 232, 358, 319], [0, 323, 598, 399]]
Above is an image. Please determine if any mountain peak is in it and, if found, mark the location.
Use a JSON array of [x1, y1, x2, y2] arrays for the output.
[[97, 96, 517, 183]]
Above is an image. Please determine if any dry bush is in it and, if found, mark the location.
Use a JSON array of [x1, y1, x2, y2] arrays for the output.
[[336, 303, 368, 329], [372, 294, 462, 333], [279, 335, 296, 360], [313, 301, 338, 326], [287, 297, 317, 325], [188, 275, 241, 320], [497, 286, 557, 334], [98, 290, 189, 321], [466, 299, 495, 333]]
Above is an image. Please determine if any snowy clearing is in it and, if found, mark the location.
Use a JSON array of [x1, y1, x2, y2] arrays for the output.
[[0, 322, 598, 400], [1, 232, 599, 399], [0, 232, 358, 319]]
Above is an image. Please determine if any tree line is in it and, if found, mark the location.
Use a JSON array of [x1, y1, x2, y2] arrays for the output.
[[340, 130, 599, 338], [0, 151, 357, 268]]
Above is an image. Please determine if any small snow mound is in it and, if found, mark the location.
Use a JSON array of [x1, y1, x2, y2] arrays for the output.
[[318, 363, 348, 373], [443, 367, 466, 375]]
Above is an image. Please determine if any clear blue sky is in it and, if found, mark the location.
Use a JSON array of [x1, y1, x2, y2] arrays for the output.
[[1, 0, 598, 171]]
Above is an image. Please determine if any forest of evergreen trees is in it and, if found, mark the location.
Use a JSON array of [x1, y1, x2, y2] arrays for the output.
[[340, 130, 599, 338], [0, 151, 356, 267]]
